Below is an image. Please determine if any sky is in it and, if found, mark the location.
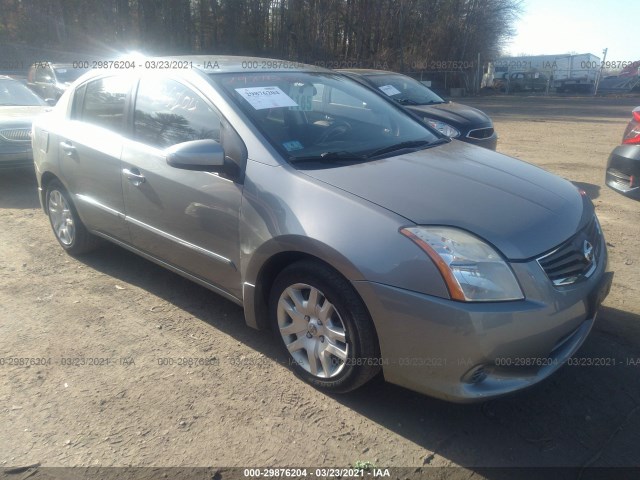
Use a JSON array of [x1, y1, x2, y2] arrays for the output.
[[505, 0, 637, 62]]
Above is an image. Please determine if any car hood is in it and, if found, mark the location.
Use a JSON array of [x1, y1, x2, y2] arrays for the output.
[[300, 141, 591, 260], [0, 106, 48, 125], [407, 102, 492, 127]]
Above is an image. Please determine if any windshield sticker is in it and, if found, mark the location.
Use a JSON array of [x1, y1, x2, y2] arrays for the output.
[[378, 84, 401, 96], [282, 140, 304, 152], [235, 86, 298, 110], [288, 83, 315, 111]]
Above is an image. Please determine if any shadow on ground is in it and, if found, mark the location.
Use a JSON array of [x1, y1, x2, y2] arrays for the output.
[[74, 243, 640, 471], [0, 167, 40, 209]]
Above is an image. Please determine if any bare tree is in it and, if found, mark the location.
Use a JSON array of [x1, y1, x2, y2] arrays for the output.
[[0, 0, 521, 80]]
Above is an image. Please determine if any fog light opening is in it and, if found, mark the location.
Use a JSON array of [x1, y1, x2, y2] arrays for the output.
[[462, 365, 488, 384]]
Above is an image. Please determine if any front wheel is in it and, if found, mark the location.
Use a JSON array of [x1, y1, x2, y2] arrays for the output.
[[270, 260, 380, 393], [46, 180, 100, 255]]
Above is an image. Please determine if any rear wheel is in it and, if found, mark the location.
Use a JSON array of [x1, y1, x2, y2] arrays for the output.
[[269, 260, 380, 393], [46, 180, 100, 255]]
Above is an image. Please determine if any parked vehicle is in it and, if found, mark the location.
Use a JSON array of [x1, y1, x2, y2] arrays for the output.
[[0, 75, 49, 168], [493, 71, 549, 93], [32, 56, 612, 402], [27, 62, 89, 101], [339, 69, 497, 150], [492, 54, 600, 93], [605, 106, 640, 198], [598, 61, 640, 94]]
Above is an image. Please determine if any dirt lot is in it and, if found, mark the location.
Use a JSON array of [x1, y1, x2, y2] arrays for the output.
[[1, 94, 639, 475]]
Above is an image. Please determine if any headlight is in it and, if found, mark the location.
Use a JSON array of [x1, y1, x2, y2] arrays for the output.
[[423, 118, 460, 138], [400, 226, 523, 302]]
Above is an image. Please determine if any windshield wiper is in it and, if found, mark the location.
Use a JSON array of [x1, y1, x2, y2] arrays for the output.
[[398, 98, 444, 106], [289, 151, 368, 163], [367, 139, 447, 158], [396, 98, 420, 105]]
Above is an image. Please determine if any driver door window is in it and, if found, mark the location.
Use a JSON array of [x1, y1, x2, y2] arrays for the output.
[[133, 78, 221, 150]]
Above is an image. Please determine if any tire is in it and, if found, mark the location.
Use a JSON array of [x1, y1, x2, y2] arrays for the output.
[[46, 180, 100, 255], [269, 260, 380, 393]]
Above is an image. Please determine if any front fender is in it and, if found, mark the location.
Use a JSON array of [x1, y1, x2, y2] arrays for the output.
[[238, 159, 450, 329]]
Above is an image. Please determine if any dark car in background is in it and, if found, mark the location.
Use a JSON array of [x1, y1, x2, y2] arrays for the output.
[[493, 71, 549, 93], [605, 106, 640, 199], [0, 75, 49, 168], [339, 69, 497, 150], [27, 62, 89, 101]]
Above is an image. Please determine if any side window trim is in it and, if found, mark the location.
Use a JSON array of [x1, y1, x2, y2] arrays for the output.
[[70, 83, 87, 120]]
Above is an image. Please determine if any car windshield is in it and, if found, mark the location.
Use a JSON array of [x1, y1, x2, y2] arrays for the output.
[[54, 67, 89, 83], [364, 73, 445, 106], [0, 79, 46, 106], [213, 71, 440, 162]]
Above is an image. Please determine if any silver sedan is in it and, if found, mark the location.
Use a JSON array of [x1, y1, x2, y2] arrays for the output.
[[32, 56, 613, 402]]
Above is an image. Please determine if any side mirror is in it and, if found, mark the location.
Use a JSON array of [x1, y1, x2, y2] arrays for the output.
[[165, 139, 225, 171]]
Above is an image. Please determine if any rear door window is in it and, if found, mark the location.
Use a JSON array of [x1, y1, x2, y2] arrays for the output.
[[81, 76, 130, 133]]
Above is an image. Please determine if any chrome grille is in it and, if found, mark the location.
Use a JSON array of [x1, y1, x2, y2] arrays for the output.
[[537, 216, 601, 286], [466, 127, 494, 140], [0, 128, 31, 142]]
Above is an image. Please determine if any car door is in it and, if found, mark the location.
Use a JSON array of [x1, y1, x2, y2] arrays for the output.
[[57, 74, 132, 241], [121, 74, 243, 299]]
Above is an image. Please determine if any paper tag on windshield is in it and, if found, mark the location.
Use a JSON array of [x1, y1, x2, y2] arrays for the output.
[[378, 85, 401, 96], [235, 86, 298, 110]]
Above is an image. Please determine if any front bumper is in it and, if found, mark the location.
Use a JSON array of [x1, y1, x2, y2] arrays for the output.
[[0, 154, 33, 169], [0, 146, 34, 169], [461, 133, 498, 151], [461, 127, 498, 151], [605, 144, 640, 198], [353, 244, 610, 403]]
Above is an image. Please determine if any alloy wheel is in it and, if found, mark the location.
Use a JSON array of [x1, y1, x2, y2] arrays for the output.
[[48, 190, 75, 246]]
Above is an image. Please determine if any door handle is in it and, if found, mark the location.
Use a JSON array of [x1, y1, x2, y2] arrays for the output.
[[122, 168, 146, 186], [59, 141, 76, 157]]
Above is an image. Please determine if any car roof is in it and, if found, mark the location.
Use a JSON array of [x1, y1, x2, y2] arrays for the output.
[[60, 56, 333, 86], [338, 69, 398, 76], [153, 55, 330, 74], [59, 55, 337, 90]]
